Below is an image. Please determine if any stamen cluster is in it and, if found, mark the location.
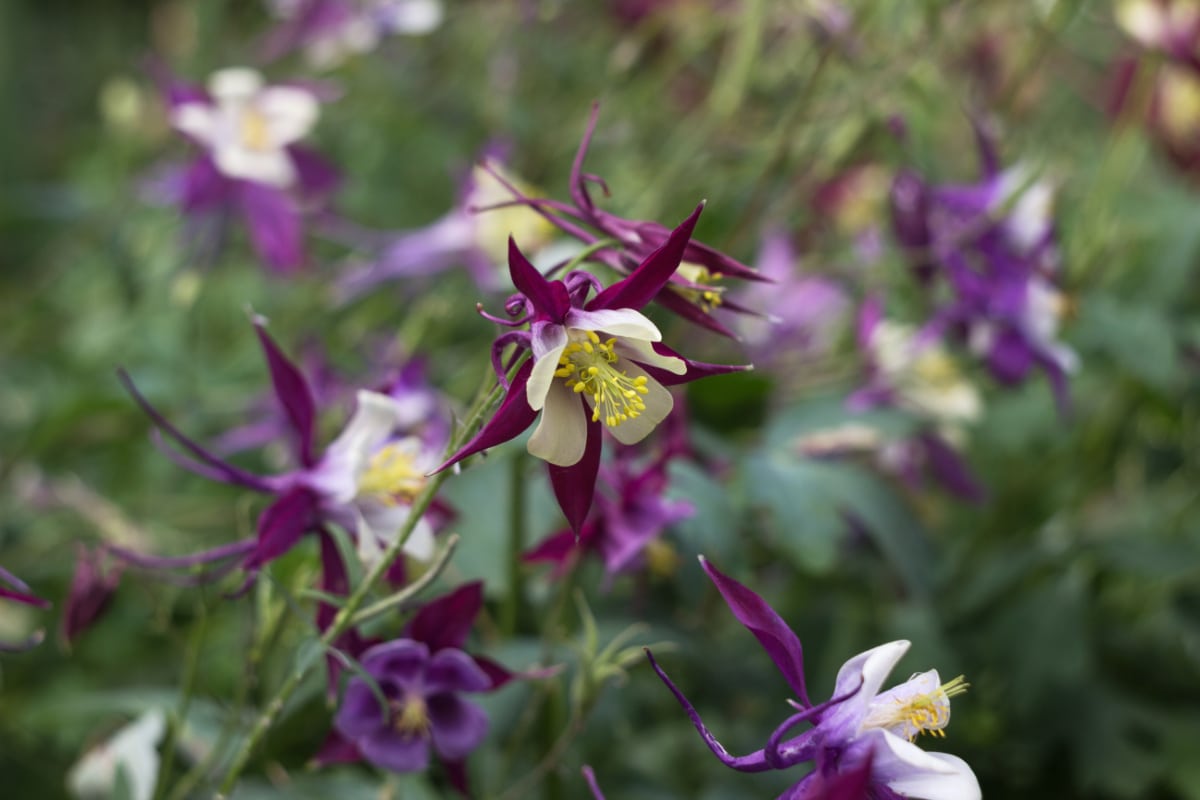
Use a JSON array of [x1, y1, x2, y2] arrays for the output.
[[555, 331, 651, 428]]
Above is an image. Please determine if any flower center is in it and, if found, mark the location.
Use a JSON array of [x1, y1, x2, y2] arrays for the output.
[[672, 263, 724, 312], [863, 675, 969, 741], [358, 442, 426, 503], [555, 330, 650, 429], [239, 107, 273, 151], [389, 694, 430, 738]]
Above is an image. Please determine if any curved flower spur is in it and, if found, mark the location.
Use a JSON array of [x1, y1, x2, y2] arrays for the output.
[[646, 557, 980, 800], [436, 204, 749, 533]]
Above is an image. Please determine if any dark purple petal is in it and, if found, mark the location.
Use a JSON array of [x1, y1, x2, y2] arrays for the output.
[[60, 546, 120, 645], [470, 654, 561, 692], [311, 730, 363, 766], [359, 728, 431, 773], [361, 639, 431, 684], [289, 145, 341, 199], [254, 322, 318, 467], [0, 584, 49, 609], [406, 582, 483, 652], [444, 759, 471, 797], [636, 342, 751, 387], [508, 237, 570, 320], [437, 360, 538, 472], [237, 181, 305, 273], [179, 156, 231, 213], [548, 408, 602, 535], [649, 286, 741, 338], [919, 433, 986, 503], [644, 648, 773, 773], [428, 694, 489, 760], [588, 203, 704, 311], [700, 557, 811, 707], [245, 487, 319, 569], [523, 527, 584, 573], [426, 649, 492, 693], [335, 680, 388, 739]]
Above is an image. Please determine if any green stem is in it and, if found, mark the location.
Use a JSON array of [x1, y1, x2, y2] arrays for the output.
[[213, 375, 510, 797], [501, 452, 528, 636], [153, 596, 207, 800]]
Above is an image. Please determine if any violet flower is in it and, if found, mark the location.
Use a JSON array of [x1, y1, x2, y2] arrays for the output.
[[478, 105, 768, 337], [0, 565, 49, 653], [264, 0, 443, 69], [160, 67, 339, 272], [115, 321, 437, 585], [437, 204, 748, 532], [61, 545, 122, 647], [321, 582, 542, 794], [524, 443, 693, 585], [647, 558, 980, 800], [889, 126, 1077, 406]]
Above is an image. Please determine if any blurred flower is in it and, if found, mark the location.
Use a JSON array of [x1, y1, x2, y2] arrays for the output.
[[115, 321, 439, 586], [264, 0, 443, 69], [334, 149, 557, 302], [155, 66, 339, 272], [479, 104, 768, 337], [0, 565, 49, 653], [438, 205, 747, 532], [647, 557, 980, 800], [67, 709, 165, 800], [889, 127, 1076, 406], [524, 441, 693, 585], [61, 546, 122, 647]]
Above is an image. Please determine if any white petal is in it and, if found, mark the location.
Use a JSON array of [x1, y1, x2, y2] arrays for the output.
[[256, 87, 319, 146], [170, 103, 219, 146], [212, 146, 296, 187], [209, 67, 264, 100], [566, 307, 662, 341], [526, 324, 568, 412], [357, 505, 436, 565], [67, 709, 166, 800], [312, 391, 401, 502], [383, 0, 444, 34], [613, 336, 686, 375], [603, 361, 673, 445], [821, 640, 911, 735], [527, 380, 588, 466], [870, 730, 981, 800]]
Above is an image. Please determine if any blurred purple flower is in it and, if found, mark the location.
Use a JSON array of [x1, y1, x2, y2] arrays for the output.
[[437, 204, 747, 533], [479, 105, 768, 337], [154, 67, 339, 272], [0, 565, 49, 653], [889, 126, 1077, 407], [524, 442, 693, 585], [263, 0, 443, 68], [115, 321, 440, 587], [647, 558, 980, 800], [61, 545, 122, 647]]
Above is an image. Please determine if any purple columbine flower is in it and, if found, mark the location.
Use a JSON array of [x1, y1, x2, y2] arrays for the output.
[[889, 125, 1077, 407], [321, 582, 543, 794], [0, 565, 49, 652], [61, 545, 122, 647], [115, 320, 439, 585], [647, 557, 980, 800], [524, 442, 693, 585], [158, 67, 339, 272], [263, 0, 443, 69], [478, 105, 768, 337], [437, 205, 748, 532]]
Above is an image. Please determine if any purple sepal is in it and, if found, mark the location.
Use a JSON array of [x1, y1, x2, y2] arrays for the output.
[[639, 342, 752, 387], [254, 322, 318, 467], [589, 203, 704, 311], [437, 360, 537, 472], [508, 237, 571, 320], [919, 433, 986, 503], [548, 407, 602, 535], [246, 487, 319, 570], [61, 545, 121, 646], [237, 182, 305, 273], [406, 582, 483, 652]]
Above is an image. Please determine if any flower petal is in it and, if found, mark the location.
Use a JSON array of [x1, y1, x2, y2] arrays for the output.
[[565, 307, 662, 341], [602, 362, 673, 446], [359, 728, 431, 773], [426, 648, 492, 693], [869, 730, 981, 800], [613, 336, 686, 374], [508, 237, 570, 320], [257, 86, 319, 146], [548, 411, 602, 534], [246, 487, 319, 569], [170, 102, 219, 146], [527, 323, 568, 412], [589, 203, 704, 311], [405, 582, 484, 652], [236, 181, 304, 271], [313, 390, 401, 502], [254, 321, 317, 466], [428, 695, 489, 761], [528, 379, 589, 466], [335, 680, 388, 739], [437, 360, 537, 472], [820, 640, 910, 738]]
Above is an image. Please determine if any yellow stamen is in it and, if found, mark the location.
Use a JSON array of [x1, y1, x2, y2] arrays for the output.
[[358, 442, 426, 503], [865, 675, 969, 741], [557, 334, 649, 430], [672, 262, 725, 313], [390, 695, 430, 737], [240, 108, 272, 151]]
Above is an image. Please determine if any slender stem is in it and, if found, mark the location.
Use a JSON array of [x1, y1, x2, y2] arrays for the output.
[[213, 376, 510, 797], [153, 596, 207, 800], [350, 533, 460, 626], [501, 452, 527, 635]]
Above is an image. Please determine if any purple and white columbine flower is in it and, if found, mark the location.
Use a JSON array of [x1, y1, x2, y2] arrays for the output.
[[116, 321, 437, 584], [889, 126, 1076, 407], [160, 67, 338, 272], [264, 0, 443, 69], [438, 204, 747, 532], [647, 558, 980, 800], [0, 565, 49, 653]]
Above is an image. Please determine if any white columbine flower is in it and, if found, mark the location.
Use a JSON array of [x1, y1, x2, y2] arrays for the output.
[[67, 710, 166, 800]]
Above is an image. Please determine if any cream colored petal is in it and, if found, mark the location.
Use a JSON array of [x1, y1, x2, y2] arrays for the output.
[[566, 307, 662, 341], [312, 391, 401, 502], [257, 87, 319, 146], [209, 67, 264, 100], [527, 380, 588, 466], [170, 103, 220, 146], [613, 337, 686, 375], [870, 731, 981, 800], [526, 339, 568, 413], [604, 361, 673, 445], [213, 146, 297, 187]]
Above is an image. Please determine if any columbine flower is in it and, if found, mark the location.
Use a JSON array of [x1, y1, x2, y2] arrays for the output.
[[61, 546, 122, 647], [67, 710, 166, 800], [478, 105, 767, 337], [0, 565, 49, 652], [115, 320, 438, 586], [524, 442, 693, 586], [647, 558, 980, 800], [320, 582, 547, 794], [159, 67, 338, 271], [889, 125, 1077, 406], [264, 0, 443, 69], [333, 147, 557, 302], [438, 205, 747, 532]]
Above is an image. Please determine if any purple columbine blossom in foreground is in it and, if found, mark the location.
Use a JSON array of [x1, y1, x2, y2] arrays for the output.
[[321, 582, 542, 794], [890, 125, 1077, 408], [263, 0, 443, 68], [647, 558, 980, 800], [524, 441, 693, 585], [116, 321, 439, 586], [158, 67, 339, 272], [0, 565, 49, 652], [437, 204, 747, 532], [479, 104, 768, 337]]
